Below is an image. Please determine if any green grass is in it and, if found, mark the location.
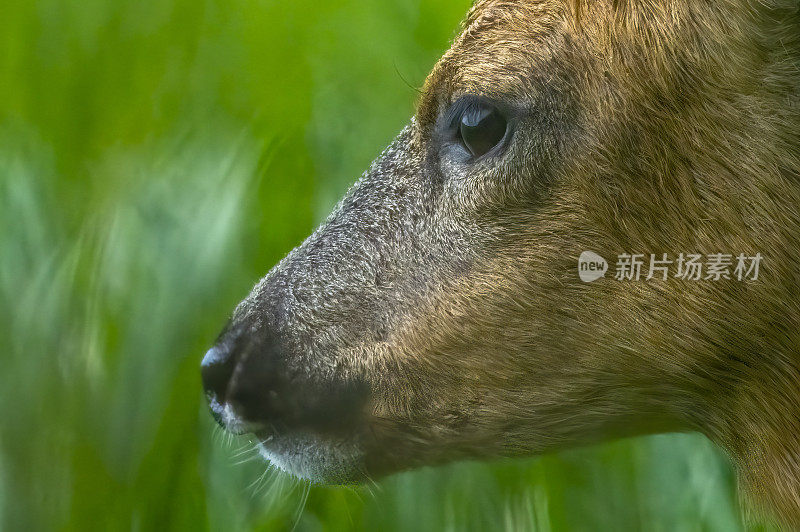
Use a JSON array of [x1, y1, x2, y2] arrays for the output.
[[0, 0, 767, 530]]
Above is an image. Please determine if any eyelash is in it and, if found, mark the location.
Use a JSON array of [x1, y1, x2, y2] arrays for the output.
[[445, 96, 487, 131]]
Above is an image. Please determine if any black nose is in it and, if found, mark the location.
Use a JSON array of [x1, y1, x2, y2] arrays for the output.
[[201, 344, 237, 406], [201, 325, 368, 434], [200, 326, 287, 428]]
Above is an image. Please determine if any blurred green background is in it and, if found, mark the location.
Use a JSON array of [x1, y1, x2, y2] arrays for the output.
[[0, 0, 756, 530]]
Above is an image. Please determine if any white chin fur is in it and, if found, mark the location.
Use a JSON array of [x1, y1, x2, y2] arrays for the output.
[[256, 434, 363, 483]]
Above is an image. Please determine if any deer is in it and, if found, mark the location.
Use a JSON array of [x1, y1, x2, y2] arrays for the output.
[[201, 0, 800, 526]]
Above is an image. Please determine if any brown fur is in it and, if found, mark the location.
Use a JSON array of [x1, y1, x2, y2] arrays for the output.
[[209, 0, 800, 527], [413, 0, 800, 526]]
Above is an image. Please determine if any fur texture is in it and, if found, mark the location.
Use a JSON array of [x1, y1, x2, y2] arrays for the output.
[[213, 0, 800, 526]]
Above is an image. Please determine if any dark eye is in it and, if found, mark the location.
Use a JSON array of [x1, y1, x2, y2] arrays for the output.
[[458, 102, 507, 158]]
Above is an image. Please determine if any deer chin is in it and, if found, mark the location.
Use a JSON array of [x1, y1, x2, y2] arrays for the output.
[[255, 431, 366, 484]]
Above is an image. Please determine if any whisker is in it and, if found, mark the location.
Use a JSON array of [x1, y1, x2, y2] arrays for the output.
[[246, 467, 271, 498], [231, 442, 256, 459], [233, 452, 260, 466], [289, 482, 311, 532]]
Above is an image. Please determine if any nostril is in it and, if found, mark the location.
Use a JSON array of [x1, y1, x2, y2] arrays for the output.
[[201, 345, 237, 402], [226, 356, 278, 425]]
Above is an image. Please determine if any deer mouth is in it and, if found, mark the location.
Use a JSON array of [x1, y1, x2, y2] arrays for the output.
[[253, 429, 367, 483]]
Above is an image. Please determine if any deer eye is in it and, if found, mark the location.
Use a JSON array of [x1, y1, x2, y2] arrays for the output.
[[458, 101, 507, 158]]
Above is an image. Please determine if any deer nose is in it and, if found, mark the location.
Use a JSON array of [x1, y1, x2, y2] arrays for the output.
[[200, 326, 285, 432], [201, 344, 237, 408], [201, 322, 369, 435]]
